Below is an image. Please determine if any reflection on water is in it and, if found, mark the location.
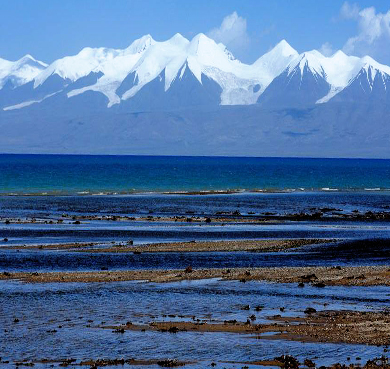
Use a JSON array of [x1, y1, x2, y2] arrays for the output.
[[1, 239, 390, 272], [1, 193, 390, 367], [0, 279, 388, 367]]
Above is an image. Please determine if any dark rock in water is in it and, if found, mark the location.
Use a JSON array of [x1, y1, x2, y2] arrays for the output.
[[274, 355, 300, 369], [13, 318, 19, 323], [300, 274, 318, 282], [205, 217, 211, 223], [3, 238, 8, 242], [157, 359, 183, 367], [304, 359, 316, 368], [224, 319, 237, 324], [73, 220, 81, 224], [127, 240, 134, 245], [254, 305, 264, 312], [113, 328, 125, 333], [304, 307, 317, 314], [312, 282, 326, 288], [249, 314, 256, 321], [298, 282, 305, 287], [167, 326, 180, 333], [133, 251, 141, 255]]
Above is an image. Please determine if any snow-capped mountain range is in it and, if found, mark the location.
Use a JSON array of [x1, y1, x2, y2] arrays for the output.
[[1, 34, 390, 158], [1, 33, 389, 112]]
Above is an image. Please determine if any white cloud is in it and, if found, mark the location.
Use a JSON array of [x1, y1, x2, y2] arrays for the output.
[[319, 42, 334, 56], [340, 2, 390, 64], [208, 12, 250, 54], [340, 2, 360, 19]]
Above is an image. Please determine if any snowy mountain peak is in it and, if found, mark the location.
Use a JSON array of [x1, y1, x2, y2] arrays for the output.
[[288, 51, 326, 78], [188, 33, 219, 55], [125, 34, 155, 54], [351, 56, 390, 90], [359, 56, 390, 74], [0, 54, 47, 89], [16, 54, 47, 68], [272, 39, 298, 57], [251, 40, 298, 85], [167, 33, 190, 46], [3, 35, 390, 113], [33, 36, 156, 88]]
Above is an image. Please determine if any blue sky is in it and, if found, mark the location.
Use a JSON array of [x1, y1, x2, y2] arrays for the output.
[[1, 0, 390, 64]]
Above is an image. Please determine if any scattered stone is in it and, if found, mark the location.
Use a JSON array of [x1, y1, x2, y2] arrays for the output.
[[312, 282, 326, 288], [300, 274, 318, 282], [185, 266, 193, 273], [113, 328, 125, 333], [304, 307, 317, 314], [304, 359, 316, 368], [157, 359, 184, 367], [274, 355, 300, 369]]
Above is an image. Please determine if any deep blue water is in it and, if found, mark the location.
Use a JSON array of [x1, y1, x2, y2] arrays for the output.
[[1, 154, 390, 194]]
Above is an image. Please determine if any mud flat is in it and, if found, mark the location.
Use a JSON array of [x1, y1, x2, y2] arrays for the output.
[[103, 309, 390, 346], [81, 238, 333, 253], [1, 265, 389, 285], [2, 238, 334, 252]]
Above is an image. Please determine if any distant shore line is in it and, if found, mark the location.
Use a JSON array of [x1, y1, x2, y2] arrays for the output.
[[1, 187, 390, 197]]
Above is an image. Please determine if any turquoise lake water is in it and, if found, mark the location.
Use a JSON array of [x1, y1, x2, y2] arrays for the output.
[[1, 154, 390, 194]]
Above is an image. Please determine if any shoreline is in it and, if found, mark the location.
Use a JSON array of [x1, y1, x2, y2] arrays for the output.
[[2, 265, 389, 285], [1, 188, 390, 197]]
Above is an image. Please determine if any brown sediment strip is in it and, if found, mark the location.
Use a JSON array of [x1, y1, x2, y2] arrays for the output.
[[2, 238, 334, 252], [27, 358, 190, 367], [103, 321, 277, 334], [81, 238, 334, 253], [265, 310, 390, 346], [2, 242, 102, 250], [1, 265, 389, 286], [102, 310, 390, 346]]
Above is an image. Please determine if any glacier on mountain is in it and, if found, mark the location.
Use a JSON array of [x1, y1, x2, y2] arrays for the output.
[[1, 34, 390, 158]]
